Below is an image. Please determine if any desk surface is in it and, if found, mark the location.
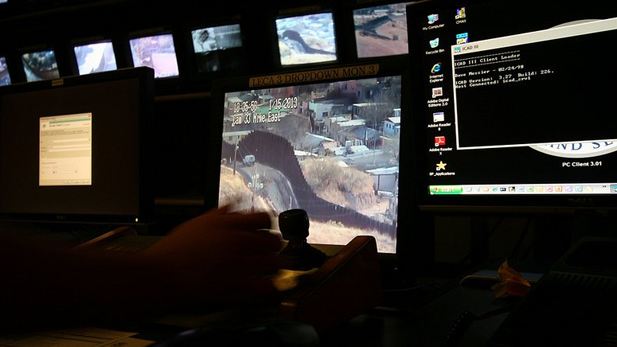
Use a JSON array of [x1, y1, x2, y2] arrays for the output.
[[319, 282, 515, 347], [133, 279, 517, 347], [41, 230, 519, 346]]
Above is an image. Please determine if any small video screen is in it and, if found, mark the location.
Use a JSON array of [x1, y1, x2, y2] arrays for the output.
[[353, 2, 411, 58], [191, 24, 244, 73], [129, 33, 179, 78], [22, 50, 60, 82], [0, 57, 11, 86], [276, 12, 338, 66], [74, 41, 117, 75]]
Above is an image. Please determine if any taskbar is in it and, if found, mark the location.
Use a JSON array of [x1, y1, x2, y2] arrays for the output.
[[430, 183, 617, 195]]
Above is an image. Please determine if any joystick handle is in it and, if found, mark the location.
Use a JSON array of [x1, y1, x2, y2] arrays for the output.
[[278, 209, 310, 241], [278, 209, 327, 270]]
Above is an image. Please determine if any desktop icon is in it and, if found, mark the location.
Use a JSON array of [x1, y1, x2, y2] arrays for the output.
[[433, 111, 445, 122], [456, 32, 469, 44], [436, 161, 447, 171], [434, 136, 446, 147], [455, 8, 466, 19], [431, 62, 442, 73], [432, 87, 443, 98], [429, 38, 440, 48], [428, 14, 439, 24]]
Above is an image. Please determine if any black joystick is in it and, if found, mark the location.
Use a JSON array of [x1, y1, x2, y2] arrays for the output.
[[278, 209, 328, 270]]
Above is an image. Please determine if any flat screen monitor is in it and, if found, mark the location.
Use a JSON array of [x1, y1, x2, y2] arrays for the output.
[[353, 2, 412, 59], [0, 57, 11, 86], [407, 0, 617, 213], [275, 11, 338, 67], [0, 67, 155, 224], [21, 49, 59, 82], [129, 33, 179, 79], [209, 63, 407, 254], [191, 23, 244, 73], [73, 40, 118, 75]]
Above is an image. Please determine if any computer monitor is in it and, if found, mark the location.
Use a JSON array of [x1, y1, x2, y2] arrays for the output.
[[353, 1, 412, 59], [0, 67, 155, 224], [275, 10, 338, 67], [21, 49, 59, 82], [407, 0, 617, 213], [0, 56, 11, 86], [129, 32, 179, 79], [209, 62, 409, 255], [190, 23, 245, 73], [73, 40, 118, 75]]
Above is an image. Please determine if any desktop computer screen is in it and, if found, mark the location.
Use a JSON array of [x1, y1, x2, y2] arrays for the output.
[[0, 67, 155, 224], [407, 0, 617, 212]]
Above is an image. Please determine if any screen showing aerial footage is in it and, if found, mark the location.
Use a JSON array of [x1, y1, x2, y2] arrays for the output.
[[353, 2, 411, 58], [191, 24, 244, 73], [276, 12, 338, 66], [217, 74, 402, 253], [22, 50, 59, 82], [0, 57, 10, 86], [74, 41, 117, 75], [129, 33, 179, 78]]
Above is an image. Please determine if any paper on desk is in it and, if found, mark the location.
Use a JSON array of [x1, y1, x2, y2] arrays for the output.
[[491, 260, 531, 298], [0, 327, 154, 347]]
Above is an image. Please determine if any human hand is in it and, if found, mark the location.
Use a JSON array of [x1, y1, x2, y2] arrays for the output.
[[142, 206, 284, 309]]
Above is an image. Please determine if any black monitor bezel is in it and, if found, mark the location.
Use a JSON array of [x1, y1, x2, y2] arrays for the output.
[[0, 67, 156, 225], [207, 60, 415, 268]]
